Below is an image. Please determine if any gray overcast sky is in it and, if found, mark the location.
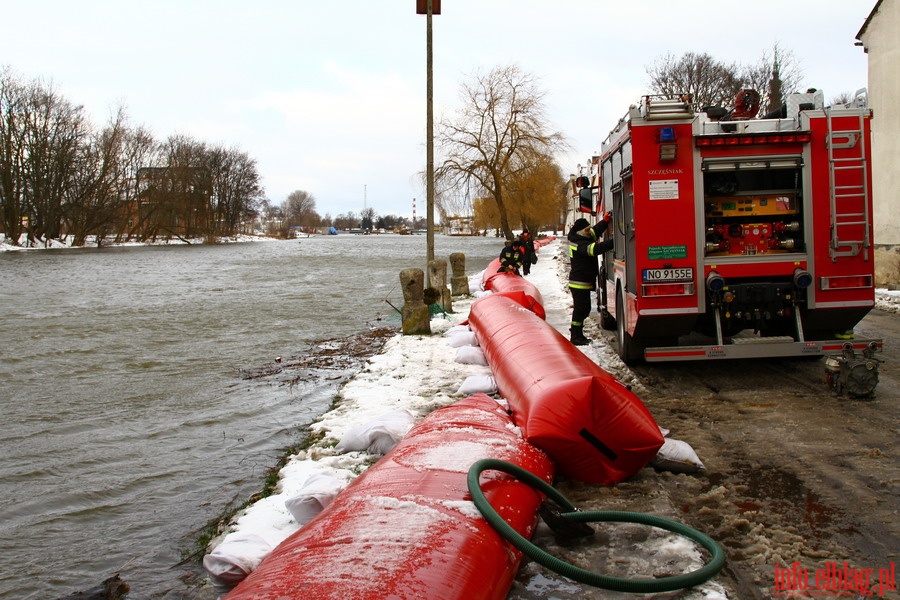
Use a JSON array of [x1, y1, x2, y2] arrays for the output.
[[1, 1, 874, 219]]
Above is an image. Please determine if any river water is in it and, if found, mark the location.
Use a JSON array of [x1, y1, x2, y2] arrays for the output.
[[0, 234, 502, 599]]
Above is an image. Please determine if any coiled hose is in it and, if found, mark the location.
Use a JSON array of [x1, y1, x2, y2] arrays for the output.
[[467, 458, 726, 594]]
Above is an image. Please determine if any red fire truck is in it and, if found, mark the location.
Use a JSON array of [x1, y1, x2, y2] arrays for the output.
[[582, 89, 882, 364]]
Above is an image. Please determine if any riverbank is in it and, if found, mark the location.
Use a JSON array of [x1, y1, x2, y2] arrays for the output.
[[199, 240, 734, 599], [0, 233, 274, 251]]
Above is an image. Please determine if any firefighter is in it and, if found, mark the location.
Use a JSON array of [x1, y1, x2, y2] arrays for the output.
[[498, 237, 523, 275], [567, 213, 613, 345], [519, 230, 536, 276]]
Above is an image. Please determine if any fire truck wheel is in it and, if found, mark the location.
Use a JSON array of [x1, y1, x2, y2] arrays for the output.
[[616, 289, 644, 364], [599, 307, 616, 330]]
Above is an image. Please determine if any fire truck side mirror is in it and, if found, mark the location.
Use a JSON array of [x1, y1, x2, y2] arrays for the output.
[[578, 187, 593, 213]]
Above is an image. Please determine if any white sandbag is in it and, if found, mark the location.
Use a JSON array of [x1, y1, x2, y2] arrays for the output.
[[444, 325, 471, 336], [335, 410, 416, 455], [455, 345, 489, 366], [446, 331, 479, 348], [203, 531, 273, 589], [457, 374, 498, 395], [649, 437, 705, 473], [284, 473, 347, 525]]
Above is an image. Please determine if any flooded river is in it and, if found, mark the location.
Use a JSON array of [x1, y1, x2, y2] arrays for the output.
[[0, 234, 501, 599]]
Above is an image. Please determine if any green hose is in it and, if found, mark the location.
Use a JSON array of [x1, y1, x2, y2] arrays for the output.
[[467, 458, 726, 594]]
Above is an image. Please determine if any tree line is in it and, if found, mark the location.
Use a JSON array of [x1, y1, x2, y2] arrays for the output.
[[5, 44, 846, 247], [261, 190, 427, 237], [0, 66, 264, 247]]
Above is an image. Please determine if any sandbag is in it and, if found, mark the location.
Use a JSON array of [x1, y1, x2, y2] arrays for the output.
[[468, 293, 663, 485], [649, 437, 705, 473], [455, 345, 489, 366], [443, 325, 472, 336], [446, 330, 479, 348], [203, 532, 273, 590], [335, 410, 416, 455], [284, 473, 347, 525], [457, 374, 498, 396]]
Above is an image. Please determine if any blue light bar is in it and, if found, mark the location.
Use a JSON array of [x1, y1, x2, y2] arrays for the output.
[[658, 127, 676, 142]]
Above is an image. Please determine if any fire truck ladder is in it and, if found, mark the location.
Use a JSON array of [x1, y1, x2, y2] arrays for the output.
[[826, 108, 871, 261]]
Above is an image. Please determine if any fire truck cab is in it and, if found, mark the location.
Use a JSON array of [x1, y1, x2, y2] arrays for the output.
[[588, 89, 882, 363]]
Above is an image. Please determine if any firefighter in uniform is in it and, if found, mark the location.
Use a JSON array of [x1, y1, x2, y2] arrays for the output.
[[498, 238, 524, 275], [567, 213, 613, 345], [519, 230, 536, 276]]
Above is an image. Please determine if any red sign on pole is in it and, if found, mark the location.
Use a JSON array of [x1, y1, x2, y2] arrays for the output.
[[416, 0, 441, 14]]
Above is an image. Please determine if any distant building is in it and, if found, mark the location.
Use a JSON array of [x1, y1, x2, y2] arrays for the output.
[[857, 0, 900, 245], [443, 215, 477, 236]]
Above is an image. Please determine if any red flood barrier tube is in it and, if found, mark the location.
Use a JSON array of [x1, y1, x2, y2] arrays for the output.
[[224, 393, 554, 600], [482, 257, 503, 287], [468, 293, 663, 485], [481, 259, 546, 319]]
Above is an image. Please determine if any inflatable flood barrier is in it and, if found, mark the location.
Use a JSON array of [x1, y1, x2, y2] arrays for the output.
[[224, 393, 554, 600], [482, 258, 546, 319], [468, 293, 664, 485]]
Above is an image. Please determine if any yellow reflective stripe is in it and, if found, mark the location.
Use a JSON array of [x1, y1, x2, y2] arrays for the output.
[[568, 282, 593, 290]]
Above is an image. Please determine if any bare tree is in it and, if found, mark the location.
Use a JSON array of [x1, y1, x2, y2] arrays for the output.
[[1, 70, 159, 247], [1, 66, 265, 247], [646, 52, 742, 108], [740, 42, 803, 115], [646, 45, 804, 115], [65, 106, 144, 246], [207, 145, 264, 236], [830, 91, 853, 107], [284, 189, 318, 231], [332, 211, 359, 230], [436, 64, 565, 240], [19, 77, 87, 244], [0, 67, 28, 244]]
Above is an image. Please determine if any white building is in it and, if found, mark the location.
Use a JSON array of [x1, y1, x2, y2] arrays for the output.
[[857, 0, 900, 245]]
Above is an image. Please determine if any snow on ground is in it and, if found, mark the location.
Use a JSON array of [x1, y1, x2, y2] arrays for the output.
[[875, 288, 900, 314]]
